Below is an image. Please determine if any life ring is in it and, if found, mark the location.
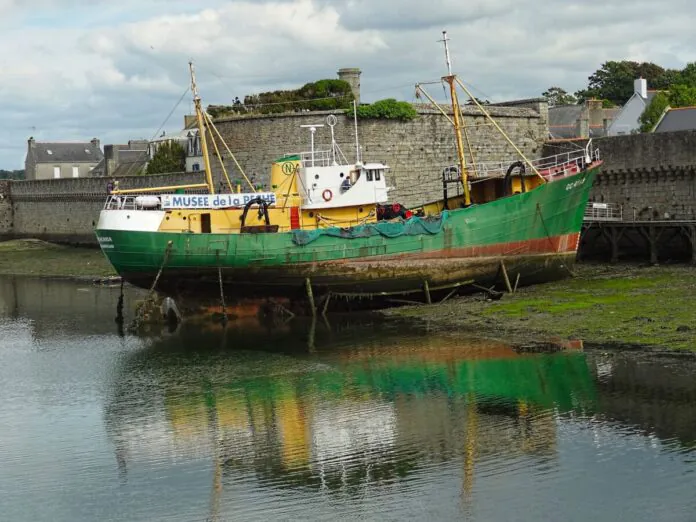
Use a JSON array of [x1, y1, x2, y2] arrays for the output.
[[322, 189, 333, 202]]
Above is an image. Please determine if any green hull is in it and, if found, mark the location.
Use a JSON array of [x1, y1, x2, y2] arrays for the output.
[[96, 167, 598, 300]]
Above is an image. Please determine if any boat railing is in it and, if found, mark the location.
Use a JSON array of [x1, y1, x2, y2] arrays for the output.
[[465, 147, 601, 180], [103, 195, 163, 210], [584, 202, 623, 222], [297, 145, 350, 168]]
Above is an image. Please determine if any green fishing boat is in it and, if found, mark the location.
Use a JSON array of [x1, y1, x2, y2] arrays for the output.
[[96, 33, 601, 310]]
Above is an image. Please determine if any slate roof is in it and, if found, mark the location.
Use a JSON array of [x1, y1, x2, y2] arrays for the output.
[[30, 141, 104, 164], [654, 107, 696, 133], [548, 105, 583, 139]]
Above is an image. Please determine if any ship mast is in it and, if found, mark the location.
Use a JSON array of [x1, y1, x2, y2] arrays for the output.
[[439, 31, 471, 206], [189, 61, 216, 194]]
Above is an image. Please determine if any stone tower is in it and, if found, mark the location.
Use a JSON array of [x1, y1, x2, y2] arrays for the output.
[[337, 68, 362, 104]]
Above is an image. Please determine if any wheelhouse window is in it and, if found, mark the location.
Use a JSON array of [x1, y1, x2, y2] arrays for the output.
[[366, 169, 373, 181], [375, 169, 381, 181]]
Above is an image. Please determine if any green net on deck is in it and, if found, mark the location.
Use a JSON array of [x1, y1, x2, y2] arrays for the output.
[[291, 212, 449, 246]]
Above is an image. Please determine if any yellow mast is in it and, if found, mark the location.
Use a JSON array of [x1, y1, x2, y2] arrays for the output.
[[189, 61, 216, 194], [440, 31, 472, 206]]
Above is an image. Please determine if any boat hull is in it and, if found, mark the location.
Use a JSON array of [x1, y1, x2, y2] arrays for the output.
[[96, 166, 598, 303]]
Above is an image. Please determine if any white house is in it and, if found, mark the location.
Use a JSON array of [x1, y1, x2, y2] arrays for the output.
[[607, 78, 659, 136]]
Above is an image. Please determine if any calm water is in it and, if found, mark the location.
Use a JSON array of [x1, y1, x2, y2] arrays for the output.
[[1, 277, 696, 522]]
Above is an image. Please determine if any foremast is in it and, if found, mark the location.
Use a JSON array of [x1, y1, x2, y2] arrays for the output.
[[440, 31, 472, 207], [189, 62, 216, 195]]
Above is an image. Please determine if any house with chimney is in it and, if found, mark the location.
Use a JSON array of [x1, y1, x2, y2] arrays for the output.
[[24, 137, 104, 180], [606, 79, 660, 136], [548, 99, 619, 139]]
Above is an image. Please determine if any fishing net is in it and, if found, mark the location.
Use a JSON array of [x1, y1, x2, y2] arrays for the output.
[[291, 212, 449, 246]]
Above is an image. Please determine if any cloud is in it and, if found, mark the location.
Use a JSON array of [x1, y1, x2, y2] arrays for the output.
[[1, 0, 694, 167]]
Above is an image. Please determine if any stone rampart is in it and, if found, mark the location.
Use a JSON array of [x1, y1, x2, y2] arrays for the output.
[[212, 103, 548, 207], [2, 103, 548, 245], [543, 131, 696, 221], [0, 180, 12, 240], [7, 173, 197, 245]]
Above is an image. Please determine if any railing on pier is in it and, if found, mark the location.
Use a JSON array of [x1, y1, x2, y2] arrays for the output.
[[584, 202, 623, 222]]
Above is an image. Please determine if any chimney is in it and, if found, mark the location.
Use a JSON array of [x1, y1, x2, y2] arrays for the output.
[[634, 78, 647, 99], [90, 137, 101, 150], [337, 68, 362, 104]]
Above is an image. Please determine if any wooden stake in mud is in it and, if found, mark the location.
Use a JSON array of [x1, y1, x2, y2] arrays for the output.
[[499, 260, 513, 294], [424, 280, 432, 305], [305, 278, 316, 317], [321, 292, 332, 318], [217, 266, 227, 324]]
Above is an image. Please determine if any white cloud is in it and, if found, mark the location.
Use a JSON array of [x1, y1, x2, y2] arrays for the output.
[[1, 0, 694, 167]]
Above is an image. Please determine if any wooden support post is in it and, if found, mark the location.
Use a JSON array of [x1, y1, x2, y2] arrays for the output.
[[682, 225, 696, 265], [423, 280, 432, 305], [321, 292, 332, 317], [513, 273, 521, 293], [217, 266, 227, 324], [305, 277, 316, 316], [639, 225, 662, 265], [499, 260, 513, 294]]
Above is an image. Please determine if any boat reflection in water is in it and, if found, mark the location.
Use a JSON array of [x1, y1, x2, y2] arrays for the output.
[[104, 315, 595, 516]]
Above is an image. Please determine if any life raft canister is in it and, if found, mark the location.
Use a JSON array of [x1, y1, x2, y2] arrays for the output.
[[322, 189, 333, 202]]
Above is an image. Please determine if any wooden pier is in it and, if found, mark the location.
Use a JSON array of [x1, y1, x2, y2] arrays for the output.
[[580, 203, 696, 264]]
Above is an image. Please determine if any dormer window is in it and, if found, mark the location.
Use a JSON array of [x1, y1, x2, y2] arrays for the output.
[[85, 149, 91, 154], [46, 150, 53, 155]]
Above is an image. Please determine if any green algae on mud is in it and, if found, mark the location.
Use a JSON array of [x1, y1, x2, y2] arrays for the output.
[[0, 239, 115, 278], [385, 264, 696, 351]]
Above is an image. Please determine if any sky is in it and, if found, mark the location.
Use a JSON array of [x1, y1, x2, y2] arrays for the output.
[[2, 0, 694, 169]]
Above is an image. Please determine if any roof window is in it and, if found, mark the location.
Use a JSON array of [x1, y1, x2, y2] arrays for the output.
[[46, 150, 53, 155]]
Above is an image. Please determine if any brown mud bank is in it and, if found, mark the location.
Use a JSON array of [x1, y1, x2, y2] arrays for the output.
[[383, 263, 696, 352]]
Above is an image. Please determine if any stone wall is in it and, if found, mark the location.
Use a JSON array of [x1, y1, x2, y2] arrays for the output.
[[2, 103, 548, 245], [213, 102, 548, 208], [8, 173, 198, 245], [543, 130, 696, 221], [0, 180, 12, 240]]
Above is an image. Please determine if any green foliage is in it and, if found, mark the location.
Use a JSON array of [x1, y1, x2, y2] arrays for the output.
[[667, 84, 696, 106], [207, 79, 354, 118], [639, 92, 670, 132], [542, 86, 577, 106], [0, 169, 24, 180], [575, 61, 679, 105], [145, 142, 186, 175], [355, 99, 418, 121]]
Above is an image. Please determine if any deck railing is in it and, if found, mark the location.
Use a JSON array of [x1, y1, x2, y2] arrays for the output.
[[462, 144, 601, 181], [103, 195, 162, 210], [584, 202, 623, 222]]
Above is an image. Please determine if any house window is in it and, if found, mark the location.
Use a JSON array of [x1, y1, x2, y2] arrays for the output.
[[72, 166, 79, 178], [192, 163, 200, 172], [53, 166, 60, 179]]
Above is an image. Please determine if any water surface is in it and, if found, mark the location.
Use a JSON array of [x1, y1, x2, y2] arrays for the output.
[[1, 277, 695, 521]]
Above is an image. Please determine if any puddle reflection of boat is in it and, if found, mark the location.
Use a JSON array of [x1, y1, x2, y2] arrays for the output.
[[105, 319, 596, 505]]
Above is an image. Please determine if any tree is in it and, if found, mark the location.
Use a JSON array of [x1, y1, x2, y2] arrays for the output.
[[678, 62, 696, 87], [639, 92, 670, 132], [145, 142, 186, 175], [542, 87, 577, 106], [0, 169, 24, 180], [575, 61, 676, 106], [668, 84, 696, 106]]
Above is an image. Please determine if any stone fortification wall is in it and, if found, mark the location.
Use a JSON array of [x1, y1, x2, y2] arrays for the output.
[[3, 103, 547, 245], [8, 173, 198, 245], [0, 181, 12, 240], [543, 130, 696, 221], [213, 102, 548, 208]]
